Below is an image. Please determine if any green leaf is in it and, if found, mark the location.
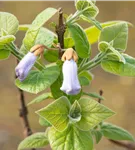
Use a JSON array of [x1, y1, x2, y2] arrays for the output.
[[99, 22, 128, 51], [0, 35, 15, 45], [79, 71, 93, 86], [0, 48, 10, 60], [32, 8, 57, 27], [48, 125, 93, 150], [85, 21, 129, 44], [101, 122, 134, 141], [18, 132, 49, 150], [101, 54, 135, 77], [28, 92, 53, 106], [92, 130, 103, 144], [44, 50, 58, 62], [39, 117, 51, 127], [69, 100, 81, 123], [23, 27, 39, 50], [51, 75, 65, 99], [15, 65, 60, 94], [76, 97, 115, 131], [36, 96, 71, 132], [22, 27, 56, 54], [23, 8, 57, 50], [83, 92, 104, 100], [68, 23, 91, 58], [0, 12, 19, 35], [23, 27, 56, 54], [35, 28, 56, 46]]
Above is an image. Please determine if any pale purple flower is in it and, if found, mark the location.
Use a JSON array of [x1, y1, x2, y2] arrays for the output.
[[60, 59, 81, 95], [15, 52, 37, 81]]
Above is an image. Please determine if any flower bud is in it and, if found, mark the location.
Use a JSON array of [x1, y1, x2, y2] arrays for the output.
[[61, 48, 78, 62], [60, 59, 81, 95]]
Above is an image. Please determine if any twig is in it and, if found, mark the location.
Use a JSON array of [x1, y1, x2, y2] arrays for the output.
[[98, 90, 135, 150], [110, 140, 135, 150], [16, 60, 36, 150], [98, 90, 103, 103], [56, 8, 66, 58]]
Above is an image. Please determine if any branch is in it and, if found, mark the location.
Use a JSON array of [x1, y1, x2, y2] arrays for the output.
[[110, 140, 135, 150], [98, 90, 135, 150], [56, 8, 66, 58], [16, 60, 36, 150]]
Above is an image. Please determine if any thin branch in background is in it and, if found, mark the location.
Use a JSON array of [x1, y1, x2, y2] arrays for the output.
[[98, 90, 103, 103], [55, 8, 66, 58], [98, 90, 135, 150], [16, 60, 36, 150]]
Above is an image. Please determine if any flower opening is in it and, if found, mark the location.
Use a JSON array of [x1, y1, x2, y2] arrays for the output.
[[60, 59, 81, 95]]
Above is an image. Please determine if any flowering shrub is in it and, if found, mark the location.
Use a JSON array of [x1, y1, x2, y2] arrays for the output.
[[0, 0, 135, 150]]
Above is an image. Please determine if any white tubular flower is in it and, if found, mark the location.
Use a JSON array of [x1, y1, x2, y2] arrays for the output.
[[60, 59, 81, 95]]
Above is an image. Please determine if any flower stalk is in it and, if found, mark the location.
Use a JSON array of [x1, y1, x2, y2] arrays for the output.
[[78, 52, 107, 73]]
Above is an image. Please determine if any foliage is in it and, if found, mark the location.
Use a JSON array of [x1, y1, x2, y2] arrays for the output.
[[0, 0, 134, 150]]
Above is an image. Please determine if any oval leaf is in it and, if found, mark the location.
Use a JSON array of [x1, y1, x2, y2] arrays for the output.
[[23, 8, 57, 50], [0, 12, 19, 35], [99, 22, 128, 51], [101, 54, 135, 77], [101, 123, 134, 141], [68, 23, 91, 58]]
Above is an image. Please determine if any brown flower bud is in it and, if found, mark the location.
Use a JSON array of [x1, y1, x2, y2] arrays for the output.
[[61, 48, 78, 62], [30, 44, 44, 56]]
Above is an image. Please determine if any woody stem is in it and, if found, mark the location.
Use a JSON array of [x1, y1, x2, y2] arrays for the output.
[[56, 8, 66, 58]]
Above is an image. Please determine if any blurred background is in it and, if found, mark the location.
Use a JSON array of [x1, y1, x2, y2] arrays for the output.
[[0, 1, 135, 150]]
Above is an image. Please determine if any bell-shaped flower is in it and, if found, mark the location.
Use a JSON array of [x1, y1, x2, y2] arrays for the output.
[[15, 52, 37, 81], [15, 45, 44, 81], [60, 59, 81, 95]]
